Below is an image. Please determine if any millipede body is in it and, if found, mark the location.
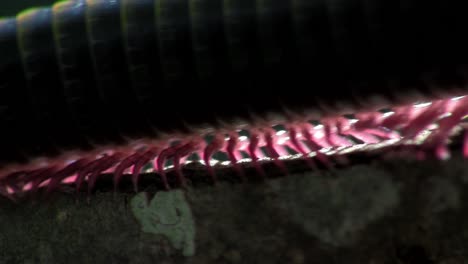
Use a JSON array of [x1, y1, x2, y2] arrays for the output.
[[0, 0, 468, 198]]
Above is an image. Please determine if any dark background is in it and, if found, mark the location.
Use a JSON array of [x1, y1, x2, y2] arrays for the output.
[[0, 0, 58, 18]]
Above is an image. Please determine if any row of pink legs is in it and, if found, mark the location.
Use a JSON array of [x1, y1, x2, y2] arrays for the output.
[[0, 96, 467, 200]]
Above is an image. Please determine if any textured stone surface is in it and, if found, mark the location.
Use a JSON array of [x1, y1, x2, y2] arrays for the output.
[[0, 155, 468, 263]]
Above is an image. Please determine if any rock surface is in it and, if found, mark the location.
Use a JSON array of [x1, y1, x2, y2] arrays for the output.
[[0, 155, 468, 263]]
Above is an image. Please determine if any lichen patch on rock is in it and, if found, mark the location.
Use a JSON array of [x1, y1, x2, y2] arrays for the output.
[[131, 190, 196, 257]]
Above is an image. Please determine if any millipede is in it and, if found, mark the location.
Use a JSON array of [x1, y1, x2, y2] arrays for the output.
[[0, 0, 467, 200]]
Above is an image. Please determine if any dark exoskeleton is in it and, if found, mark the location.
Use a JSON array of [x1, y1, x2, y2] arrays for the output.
[[0, 0, 467, 165]]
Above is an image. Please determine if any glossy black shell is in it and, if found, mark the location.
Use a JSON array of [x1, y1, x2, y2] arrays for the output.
[[0, 0, 468, 164]]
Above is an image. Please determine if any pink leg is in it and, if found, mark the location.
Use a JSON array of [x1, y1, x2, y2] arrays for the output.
[[226, 133, 245, 180], [322, 119, 353, 147], [173, 141, 201, 186], [113, 152, 144, 192], [26, 168, 57, 195], [87, 154, 123, 195], [132, 147, 159, 193], [380, 106, 413, 130], [46, 159, 90, 194], [401, 101, 447, 138], [156, 145, 179, 190], [203, 134, 225, 183], [1, 171, 26, 200], [302, 126, 332, 168], [264, 130, 287, 175], [248, 130, 265, 177], [288, 127, 317, 169]]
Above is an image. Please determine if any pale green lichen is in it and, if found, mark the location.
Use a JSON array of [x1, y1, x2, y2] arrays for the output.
[[131, 190, 196, 257]]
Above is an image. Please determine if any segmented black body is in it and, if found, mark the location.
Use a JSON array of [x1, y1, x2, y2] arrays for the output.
[[0, 0, 467, 165]]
